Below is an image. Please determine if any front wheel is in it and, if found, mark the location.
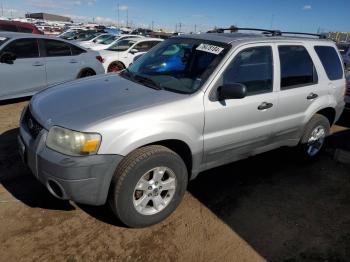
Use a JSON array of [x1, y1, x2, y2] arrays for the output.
[[109, 145, 188, 228], [298, 114, 330, 160]]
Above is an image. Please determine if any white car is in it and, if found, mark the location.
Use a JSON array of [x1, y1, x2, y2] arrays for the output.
[[79, 33, 114, 48], [89, 34, 144, 51], [0, 32, 105, 100], [99, 38, 163, 73]]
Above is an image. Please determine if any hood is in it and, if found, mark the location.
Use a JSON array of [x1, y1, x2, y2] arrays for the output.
[[30, 74, 184, 131]]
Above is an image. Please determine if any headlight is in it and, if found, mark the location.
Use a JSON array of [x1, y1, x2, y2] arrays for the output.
[[46, 126, 101, 156]]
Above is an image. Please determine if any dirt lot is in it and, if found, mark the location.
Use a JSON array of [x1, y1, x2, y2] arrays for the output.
[[0, 98, 349, 262]]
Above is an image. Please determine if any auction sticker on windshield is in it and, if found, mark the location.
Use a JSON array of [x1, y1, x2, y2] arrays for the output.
[[196, 43, 224, 55]]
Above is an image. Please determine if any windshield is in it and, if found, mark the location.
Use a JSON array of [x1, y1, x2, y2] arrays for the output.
[[337, 44, 350, 55], [100, 35, 120, 45], [60, 31, 78, 38], [107, 39, 136, 51], [95, 34, 112, 42], [124, 38, 229, 94], [77, 33, 97, 41]]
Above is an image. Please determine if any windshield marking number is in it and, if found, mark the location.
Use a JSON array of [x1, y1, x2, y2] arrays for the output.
[[196, 44, 224, 55]]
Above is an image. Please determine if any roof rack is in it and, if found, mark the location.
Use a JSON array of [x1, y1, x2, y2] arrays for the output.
[[209, 27, 326, 39], [280, 32, 327, 39], [209, 27, 282, 36]]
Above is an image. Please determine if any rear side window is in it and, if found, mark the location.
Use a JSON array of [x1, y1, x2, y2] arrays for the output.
[[44, 39, 72, 57], [279, 45, 318, 89], [71, 45, 86, 56], [17, 26, 33, 33], [0, 24, 18, 32], [2, 38, 39, 58], [314, 46, 343, 80], [223, 46, 273, 96]]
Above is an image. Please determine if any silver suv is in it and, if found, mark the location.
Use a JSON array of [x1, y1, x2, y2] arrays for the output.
[[19, 29, 346, 227]]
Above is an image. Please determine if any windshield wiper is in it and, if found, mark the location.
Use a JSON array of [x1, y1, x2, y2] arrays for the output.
[[133, 75, 163, 90], [121, 69, 162, 90]]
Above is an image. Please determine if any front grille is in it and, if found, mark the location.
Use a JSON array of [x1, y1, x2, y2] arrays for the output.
[[23, 109, 43, 139]]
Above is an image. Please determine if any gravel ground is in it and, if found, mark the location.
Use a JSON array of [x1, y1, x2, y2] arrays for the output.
[[0, 98, 349, 262]]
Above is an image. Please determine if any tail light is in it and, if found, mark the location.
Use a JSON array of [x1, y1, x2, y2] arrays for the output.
[[96, 56, 104, 63]]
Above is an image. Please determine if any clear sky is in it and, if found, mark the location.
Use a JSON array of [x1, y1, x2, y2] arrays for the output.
[[1, 0, 350, 33]]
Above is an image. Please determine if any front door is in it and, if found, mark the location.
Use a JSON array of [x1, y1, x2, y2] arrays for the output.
[[0, 38, 46, 99], [204, 44, 278, 169]]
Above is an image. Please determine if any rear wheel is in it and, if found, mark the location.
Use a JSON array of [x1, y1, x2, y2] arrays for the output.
[[107, 61, 125, 73], [298, 114, 330, 160], [109, 145, 188, 228]]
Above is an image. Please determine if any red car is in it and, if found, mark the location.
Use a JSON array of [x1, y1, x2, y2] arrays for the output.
[[0, 20, 43, 34]]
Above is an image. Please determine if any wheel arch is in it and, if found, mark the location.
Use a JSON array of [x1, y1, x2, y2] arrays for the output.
[[77, 67, 96, 78], [316, 107, 336, 126], [145, 139, 193, 179], [108, 60, 126, 72]]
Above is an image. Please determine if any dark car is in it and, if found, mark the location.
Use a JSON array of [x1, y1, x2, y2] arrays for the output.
[[130, 28, 153, 36], [0, 20, 43, 34], [337, 43, 350, 69]]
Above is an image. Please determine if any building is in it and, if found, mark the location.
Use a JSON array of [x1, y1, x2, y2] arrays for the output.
[[25, 13, 71, 22]]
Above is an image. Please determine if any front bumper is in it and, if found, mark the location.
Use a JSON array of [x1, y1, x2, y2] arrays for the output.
[[19, 119, 123, 206]]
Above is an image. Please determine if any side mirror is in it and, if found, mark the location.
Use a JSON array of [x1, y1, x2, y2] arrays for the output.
[[129, 48, 139, 54], [218, 83, 247, 100], [0, 52, 17, 64]]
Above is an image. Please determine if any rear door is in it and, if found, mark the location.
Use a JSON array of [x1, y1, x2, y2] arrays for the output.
[[41, 39, 82, 86], [273, 44, 323, 142], [0, 38, 46, 98]]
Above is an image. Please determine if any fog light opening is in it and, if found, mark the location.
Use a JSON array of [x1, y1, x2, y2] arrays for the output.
[[47, 180, 64, 199]]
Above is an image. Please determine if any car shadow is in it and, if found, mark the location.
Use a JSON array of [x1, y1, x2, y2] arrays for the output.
[[188, 128, 350, 261], [0, 96, 30, 106], [336, 108, 350, 128], [0, 128, 75, 211]]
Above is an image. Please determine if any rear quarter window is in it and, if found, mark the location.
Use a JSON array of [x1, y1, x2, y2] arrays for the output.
[[314, 46, 343, 81]]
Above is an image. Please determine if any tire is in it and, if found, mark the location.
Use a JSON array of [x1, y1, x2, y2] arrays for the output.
[[79, 69, 96, 78], [298, 114, 330, 160], [107, 61, 125, 73], [109, 145, 188, 228]]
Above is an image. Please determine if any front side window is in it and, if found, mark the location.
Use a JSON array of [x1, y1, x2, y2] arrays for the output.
[[2, 38, 39, 58], [125, 38, 229, 94], [314, 46, 343, 81], [222, 46, 273, 96], [44, 40, 71, 57], [279, 45, 318, 89]]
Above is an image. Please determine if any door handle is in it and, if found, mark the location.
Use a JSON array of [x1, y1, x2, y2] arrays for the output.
[[69, 59, 78, 64], [32, 61, 44, 67], [307, 93, 318, 100], [258, 102, 273, 111]]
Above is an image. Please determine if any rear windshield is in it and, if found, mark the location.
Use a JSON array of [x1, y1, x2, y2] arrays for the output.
[[314, 46, 343, 81]]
